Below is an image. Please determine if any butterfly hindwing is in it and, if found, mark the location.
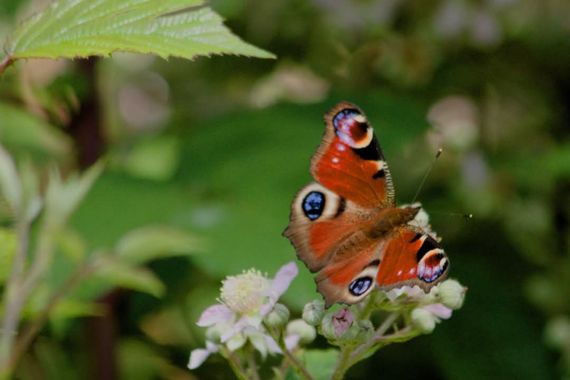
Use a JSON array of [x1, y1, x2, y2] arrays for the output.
[[376, 227, 449, 291], [315, 239, 382, 307]]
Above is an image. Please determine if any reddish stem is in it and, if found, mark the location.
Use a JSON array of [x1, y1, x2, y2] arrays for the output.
[[0, 56, 14, 76]]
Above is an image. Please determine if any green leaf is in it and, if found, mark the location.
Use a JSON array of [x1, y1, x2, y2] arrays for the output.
[[56, 228, 87, 263], [303, 349, 339, 380], [6, 0, 274, 61], [284, 349, 339, 380], [51, 298, 103, 319], [115, 225, 201, 265], [45, 161, 103, 227], [94, 255, 165, 297], [0, 102, 71, 159]]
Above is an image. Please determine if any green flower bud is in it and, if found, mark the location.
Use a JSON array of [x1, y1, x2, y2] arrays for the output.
[[320, 313, 337, 341], [354, 319, 374, 342], [336, 317, 374, 345], [302, 299, 325, 326], [411, 307, 436, 334], [286, 319, 316, 344], [264, 303, 290, 328], [438, 279, 466, 310]]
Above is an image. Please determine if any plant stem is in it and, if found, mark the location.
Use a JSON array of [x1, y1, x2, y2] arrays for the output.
[[0, 56, 13, 76], [220, 346, 249, 380], [19, 225, 57, 297], [376, 312, 399, 337], [267, 328, 314, 380], [330, 311, 402, 379], [5, 262, 95, 374], [245, 346, 261, 380], [347, 312, 399, 364], [330, 345, 353, 380], [0, 220, 30, 372]]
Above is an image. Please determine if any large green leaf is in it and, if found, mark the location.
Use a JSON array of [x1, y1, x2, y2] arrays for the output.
[[6, 0, 273, 61]]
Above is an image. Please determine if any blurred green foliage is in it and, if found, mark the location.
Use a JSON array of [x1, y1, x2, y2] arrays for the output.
[[1, 0, 570, 378]]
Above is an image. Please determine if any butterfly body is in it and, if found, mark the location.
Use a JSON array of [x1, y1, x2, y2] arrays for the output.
[[284, 102, 449, 307]]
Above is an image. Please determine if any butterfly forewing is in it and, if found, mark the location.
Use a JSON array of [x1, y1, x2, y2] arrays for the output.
[[311, 102, 395, 209]]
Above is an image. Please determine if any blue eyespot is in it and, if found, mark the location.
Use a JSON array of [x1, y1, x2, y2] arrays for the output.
[[349, 277, 373, 296], [302, 191, 325, 221]]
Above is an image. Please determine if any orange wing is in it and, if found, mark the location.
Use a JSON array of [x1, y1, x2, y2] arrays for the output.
[[311, 102, 395, 209], [376, 228, 449, 290]]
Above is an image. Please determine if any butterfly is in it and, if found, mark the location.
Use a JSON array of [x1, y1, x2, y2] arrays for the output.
[[283, 102, 449, 307]]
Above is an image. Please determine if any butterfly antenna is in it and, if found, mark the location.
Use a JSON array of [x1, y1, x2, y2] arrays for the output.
[[430, 211, 473, 220], [411, 148, 443, 204]]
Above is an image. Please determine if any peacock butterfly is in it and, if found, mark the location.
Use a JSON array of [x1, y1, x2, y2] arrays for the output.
[[283, 102, 449, 307]]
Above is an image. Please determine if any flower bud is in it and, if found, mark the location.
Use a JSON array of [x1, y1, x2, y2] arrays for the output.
[[264, 303, 290, 328], [321, 308, 354, 341], [354, 319, 374, 341], [411, 307, 436, 334], [438, 279, 466, 310], [302, 299, 325, 326], [286, 319, 316, 344], [342, 319, 374, 344]]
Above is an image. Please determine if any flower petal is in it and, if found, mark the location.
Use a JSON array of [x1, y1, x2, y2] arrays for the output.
[[284, 334, 301, 351], [206, 341, 220, 353], [188, 348, 211, 369], [246, 328, 268, 358], [265, 335, 282, 354], [226, 332, 246, 351], [332, 308, 354, 336], [221, 316, 248, 342], [423, 303, 453, 319], [270, 262, 298, 299], [260, 262, 298, 316], [197, 304, 234, 327]]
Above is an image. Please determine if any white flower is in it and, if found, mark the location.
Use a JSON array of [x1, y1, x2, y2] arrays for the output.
[[188, 341, 219, 370], [383, 279, 466, 334], [220, 269, 270, 315], [188, 262, 298, 370], [384, 284, 433, 303]]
